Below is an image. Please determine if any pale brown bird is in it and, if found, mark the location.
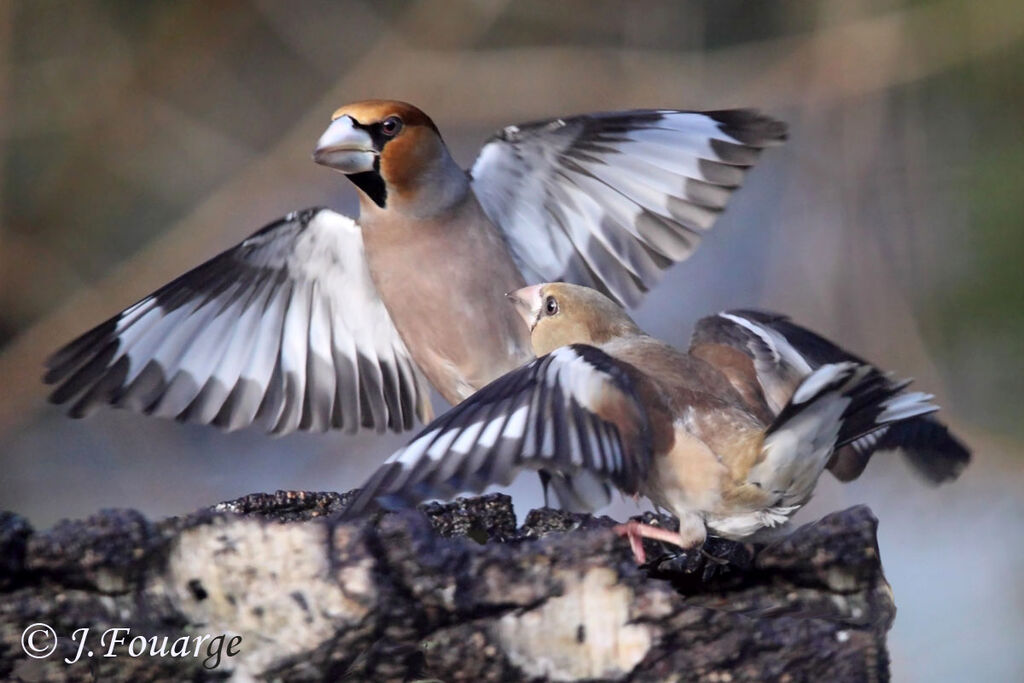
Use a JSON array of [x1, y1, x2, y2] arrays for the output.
[[342, 283, 969, 562], [45, 101, 786, 438]]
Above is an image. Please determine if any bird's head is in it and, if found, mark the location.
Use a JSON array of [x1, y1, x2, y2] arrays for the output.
[[506, 283, 642, 356], [313, 100, 452, 211]]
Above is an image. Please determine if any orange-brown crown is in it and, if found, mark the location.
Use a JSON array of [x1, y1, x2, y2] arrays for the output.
[[330, 100, 440, 135]]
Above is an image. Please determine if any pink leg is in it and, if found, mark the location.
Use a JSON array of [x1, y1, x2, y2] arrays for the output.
[[612, 520, 689, 564]]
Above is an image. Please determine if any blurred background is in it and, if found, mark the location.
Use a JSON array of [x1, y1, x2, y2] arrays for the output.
[[1, 0, 1021, 679]]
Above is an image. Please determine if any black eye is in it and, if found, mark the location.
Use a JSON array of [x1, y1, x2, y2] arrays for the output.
[[544, 296, 558, 316], [381, 116, 403, 137]]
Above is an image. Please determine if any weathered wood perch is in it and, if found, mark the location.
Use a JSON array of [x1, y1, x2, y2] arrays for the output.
[[0, 492, 894, 681]]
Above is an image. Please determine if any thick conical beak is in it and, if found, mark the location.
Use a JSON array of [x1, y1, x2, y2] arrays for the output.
[[312, 115, 376, 173], [506, 285, 543, 330]]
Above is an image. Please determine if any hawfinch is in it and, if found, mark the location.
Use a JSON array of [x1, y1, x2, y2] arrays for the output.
[[342, 283, 970, 562], [45, 101, 786, 435]]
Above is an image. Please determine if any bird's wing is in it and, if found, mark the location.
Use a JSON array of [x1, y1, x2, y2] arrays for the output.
[[689, 309, 814, 416], [754, 362, 938, 508], [469, 109, 786, 306], [45, 208, 433, 435], [690, 309, 970, 484], [341, 344, 651, 517]]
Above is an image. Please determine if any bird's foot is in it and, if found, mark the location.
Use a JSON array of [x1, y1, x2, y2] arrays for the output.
[[612, 519, 689, 564]]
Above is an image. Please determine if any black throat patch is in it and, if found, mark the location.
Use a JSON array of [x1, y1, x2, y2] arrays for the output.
[[348, 159, 387, 209], [346, 119, 391, 208]]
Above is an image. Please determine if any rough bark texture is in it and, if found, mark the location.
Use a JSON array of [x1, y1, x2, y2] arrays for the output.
[[0, 493, 894, 682]]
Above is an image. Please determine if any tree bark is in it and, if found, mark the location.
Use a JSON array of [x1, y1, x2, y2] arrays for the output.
[[0, 493, 894, 681]]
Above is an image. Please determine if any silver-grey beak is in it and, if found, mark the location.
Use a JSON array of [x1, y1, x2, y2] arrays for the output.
[[506, 285, 543, 330], [312, 115, 376, 174]]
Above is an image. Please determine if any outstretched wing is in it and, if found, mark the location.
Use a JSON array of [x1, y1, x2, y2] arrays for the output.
[[470, 109, 786, 306], [690, 310, 970, 484], [45, 208, 432, 435], [342, 344, 651, 517]]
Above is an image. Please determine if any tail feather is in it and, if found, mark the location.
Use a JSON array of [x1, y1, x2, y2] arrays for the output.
[[831, 416, 970, 484], [835, 375, 938, 450]]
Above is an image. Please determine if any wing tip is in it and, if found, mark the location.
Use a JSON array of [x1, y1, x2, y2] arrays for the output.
[[706, 109, 789, 147]]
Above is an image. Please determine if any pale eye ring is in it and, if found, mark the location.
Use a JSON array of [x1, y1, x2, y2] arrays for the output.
[[544, 296, 558, 316], [381, 116, 403, 137]]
